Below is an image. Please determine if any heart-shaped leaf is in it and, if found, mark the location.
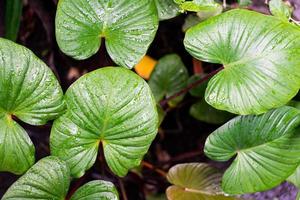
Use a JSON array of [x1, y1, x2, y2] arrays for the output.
[[184, 9, 300, 115], [2, 156, 119, 200], [2, 156, 70, 200], [148, 54, 189, 106], [204, 106, 300, 194], [71, 180, 119, 200], [50, 67, 159, 178], [55, 0, 158, 69], [190, 99, 234, 124], [0, 38, 65, 174], [154, 0, 180, 20], [166, 163, 235, 200]]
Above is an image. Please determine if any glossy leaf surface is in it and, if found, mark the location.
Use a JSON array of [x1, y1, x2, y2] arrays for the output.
[[184, 9, 300, 115], [154, 0, 180, 20], [2, 157, 70, 200], [51, 67, 158, 177], [71, 180, 119, 200], [166, 163, 235, 200], [205, 106, 300, 194], [148, 54, 189, 105], [56, 0, 158, 69], [0, 38, 64, 174]]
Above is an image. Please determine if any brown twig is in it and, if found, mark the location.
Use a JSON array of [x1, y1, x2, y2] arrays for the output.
[[118, 178, 128, 200], [142, 161, 167, 177], [159, 67, 224, 108]]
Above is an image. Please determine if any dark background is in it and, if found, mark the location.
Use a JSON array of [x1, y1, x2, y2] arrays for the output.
[[0, 0, 300, 199]]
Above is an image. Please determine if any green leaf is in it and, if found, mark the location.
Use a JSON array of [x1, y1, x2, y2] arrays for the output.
[[166, 163, 236, 200], [50, 67, 159, 178], [176, 0, 222, 13], [204, 106, 300, 194], [188, 74, 208, 98], [182, 14, 202, 32], [5, 0, 22, 41], [0, 115, 35, 174], [184, 9, 300, 115], [55, 0, 158, 69], [2, 156, 119, 200], [71, 180, 119, 200], [190, 99, 234, 124], [287, 165, 300, 188], [148, 54, 189, 106], [237, 0, 252, 6], [269, 0, 292, 21], [2, 156, 70, 200], [154, 0, 180, 20], [0, 38, 65, 174]]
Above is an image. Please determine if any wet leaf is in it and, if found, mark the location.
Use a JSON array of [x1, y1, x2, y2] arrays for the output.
[[55, 0, 158, 69], [71, 180, 119, 200], [0, 38, 64, 174], [148, 54, 189, 106], [205, 106, 300, 194], [184, 9, 300, 115], [2, 157, 119, 200], [166, 163, 236, 200], [50, 67, 159, 177], [154, 0, 180, 20]]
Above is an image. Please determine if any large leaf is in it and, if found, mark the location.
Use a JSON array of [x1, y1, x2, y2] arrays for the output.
[[166, 163, 235, 200], [71, 180, 119, 200], [2, 156, 119, 200], [148, 54, 189, 105], [0, 38, 65, 174], [184, 9, 300, 115], [50, 67, 159, 178], [204, 106, 300, 194], [154, 0, 180, 20], [2, 156, 70, 200], [56, 0, 158, 69]]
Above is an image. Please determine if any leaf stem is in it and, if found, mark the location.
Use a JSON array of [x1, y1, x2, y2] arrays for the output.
[[159, 67, 224, 108], [142, 161, 167, 177], [118, 178, 128, 200]]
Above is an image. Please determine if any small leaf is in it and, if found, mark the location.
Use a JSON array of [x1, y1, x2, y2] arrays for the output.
[[190, 99, 234, 124], [5, 0, 22, 41], [166, 163, 235, 200], [269, 0, 293, 21], [176, 0, 222, 13], [0, 38, 65, 174], [182, 14, 202, 32], [154, 0, 180, 20], [148, 54, 189, 105], [184, 9, 300, 115], [50, 67, 159, 177], [188, 74, 208, 98], [287, 165, 300, 188], [56, 0, 158, 69], [237, 0, 252, 6], [71, 180, 119, 200], [2, 156, 70, 200], [205, 106, 300, 194]]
